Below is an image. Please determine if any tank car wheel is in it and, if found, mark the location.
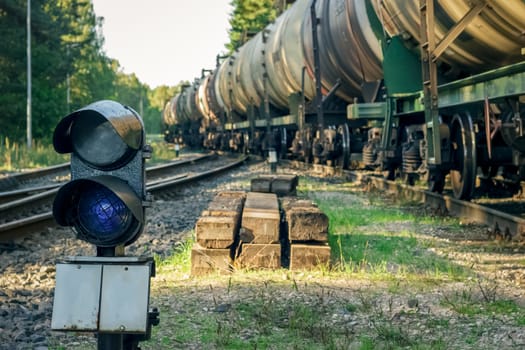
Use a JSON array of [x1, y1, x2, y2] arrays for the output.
[[428, 170, 445, 193], [450, 112, 477, 200], [301, 133, 313, 164], [337, 124, 351, 169], [280, 128, 288, 159], [402, 173, 416, 186], [382, 166, 396, 181]]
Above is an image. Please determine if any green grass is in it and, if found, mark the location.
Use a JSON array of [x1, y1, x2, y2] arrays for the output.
[[147, 279, 362, 349], [155, 234, 194, 274], [149, 140, 181, 164], [48, 174, 525, 349], [0, 136, 178, 171], [0, 137, 68, 171], [305, 187, 468, 281], [441, 284, 524, 317]]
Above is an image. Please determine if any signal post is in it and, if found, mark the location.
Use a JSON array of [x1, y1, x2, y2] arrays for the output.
[[50, 100, 159, 349]]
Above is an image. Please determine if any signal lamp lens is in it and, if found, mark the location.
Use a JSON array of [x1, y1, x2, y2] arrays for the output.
[[71, 113, 134, 170], [77, 182, 133, 241]]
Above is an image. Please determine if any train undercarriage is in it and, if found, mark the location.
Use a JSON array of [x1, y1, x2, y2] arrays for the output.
[[380, 62, 525, 200], [170, 61, 525, 203]]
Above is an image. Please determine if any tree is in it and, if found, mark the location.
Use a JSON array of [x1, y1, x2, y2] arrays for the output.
[[226, 0, 276, 52], [143, 84, 180, 134], [55, 0, 117, 112], [0, 0, 116, 143], [0, 0, 286, 145]]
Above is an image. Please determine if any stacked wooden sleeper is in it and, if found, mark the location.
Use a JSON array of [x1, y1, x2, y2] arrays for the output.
[[281, 197, 331, 270], [191, 175, 331, 275], [191, 191, 246, 275]]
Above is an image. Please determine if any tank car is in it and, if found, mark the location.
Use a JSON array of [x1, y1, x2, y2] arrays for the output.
[[164, 0, 386, 166], [375, 0, 525, 199], [164, 0, 525, 200], [163, 82, 205, 147], [162, 98, 175, 143]]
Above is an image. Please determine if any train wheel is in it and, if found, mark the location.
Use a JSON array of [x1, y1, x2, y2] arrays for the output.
[[450, 112, 476, 200], [280, 128, 288, 159], [337, 124, 351, 169], [428, 170, 445, 193], [382, 166, 396, 181], [302, 132, 313, 164], [402, 173, 416, 186]]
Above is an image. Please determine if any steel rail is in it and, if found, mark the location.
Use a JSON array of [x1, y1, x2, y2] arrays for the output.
[[360, 175, 525, 240], [0, 155, 248, 241], [0, 184, 61, 205], [284, 159, 525, 241], [147, 156, 247, 192], [0, 153, 213, 206], [0, 163, 70, 191]]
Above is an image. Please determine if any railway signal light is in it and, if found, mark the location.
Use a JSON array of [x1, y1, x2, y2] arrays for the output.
[[51, 100, 158, 348], [52, 100, 148, 250]]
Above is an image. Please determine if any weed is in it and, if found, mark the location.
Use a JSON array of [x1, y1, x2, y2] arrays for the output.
[[372, 320, 414, 347], [355, 289, 377, 313], [440, 280, 522, 318], [0, 136, 176, 171], [0, 137, 69, 171], [516, 314, 525, 326], [214, 318, 238, 347], [149, 140, 181, 163], [155, 234, 194, 273], [345, 302, 358, 313], [477, 277, 498, 303], [426, 317, 450, 328]]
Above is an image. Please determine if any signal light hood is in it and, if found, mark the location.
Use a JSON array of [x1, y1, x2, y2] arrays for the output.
[[53, 100, 143, 155]]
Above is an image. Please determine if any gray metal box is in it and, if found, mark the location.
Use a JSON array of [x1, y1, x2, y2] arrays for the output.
[[51, 263, 102, 331], [99, 264, 150, 332], [51, 257, 151, 333]]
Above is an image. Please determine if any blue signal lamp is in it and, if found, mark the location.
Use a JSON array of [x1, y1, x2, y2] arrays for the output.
[[52, 100, 149, 249]]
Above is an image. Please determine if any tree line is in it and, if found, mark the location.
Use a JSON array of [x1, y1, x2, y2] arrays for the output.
[[0, 0, 282, 145]]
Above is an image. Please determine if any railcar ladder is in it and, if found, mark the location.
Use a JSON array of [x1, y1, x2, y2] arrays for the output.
[[419, 0, 488, 166], [419, 0, 441, 166]]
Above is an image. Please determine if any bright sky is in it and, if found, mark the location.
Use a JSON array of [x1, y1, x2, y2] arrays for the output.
[[91, 0, 232, 88]]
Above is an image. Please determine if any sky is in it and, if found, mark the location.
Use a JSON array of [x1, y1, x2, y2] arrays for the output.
[[91, 0, 233, 88]]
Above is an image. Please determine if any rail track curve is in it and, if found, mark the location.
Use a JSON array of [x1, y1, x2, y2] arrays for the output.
[[0, 154, 247, 242]]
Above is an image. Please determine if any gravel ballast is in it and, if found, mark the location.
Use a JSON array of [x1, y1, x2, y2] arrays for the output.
[[1, 159, 525, 349]]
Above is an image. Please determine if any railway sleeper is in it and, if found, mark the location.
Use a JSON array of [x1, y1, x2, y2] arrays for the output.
[[191, 175, 331, 275]]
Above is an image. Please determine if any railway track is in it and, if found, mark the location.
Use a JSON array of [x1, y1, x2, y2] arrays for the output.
[[285, 160, 525, 242], [361, 176, 525, 241], [0, 153, 247, 242], [0, 153, 212, 201], [12, 154, 517, 244], [0, 163, 69, 191]]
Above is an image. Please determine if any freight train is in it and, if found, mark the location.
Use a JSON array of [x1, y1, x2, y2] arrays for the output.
[[162, 0, 525, 200]]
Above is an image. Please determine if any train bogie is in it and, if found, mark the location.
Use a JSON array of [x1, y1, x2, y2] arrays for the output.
[[382, 59, 525, 199]]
